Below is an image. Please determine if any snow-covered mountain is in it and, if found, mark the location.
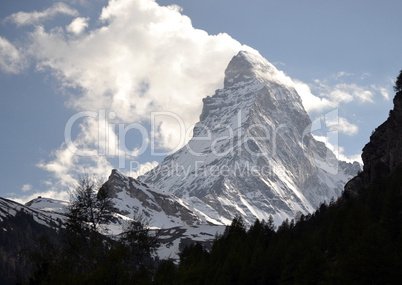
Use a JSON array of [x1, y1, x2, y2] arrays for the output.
[[1, 50, 361, 266], [0, 197, 65, 230], [25, 196, 68, 215], [0, 197, 66, 284], [1, 190, 220, 262], [102, 169, 226, 261], [104, 169, 201, 228], [141, 50, 360, 226]]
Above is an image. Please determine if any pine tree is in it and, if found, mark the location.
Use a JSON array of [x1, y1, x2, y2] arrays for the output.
[[394, 70, 402, 93]]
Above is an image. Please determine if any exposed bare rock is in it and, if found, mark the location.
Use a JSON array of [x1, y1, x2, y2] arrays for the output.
[[345, 91, 402, 196]]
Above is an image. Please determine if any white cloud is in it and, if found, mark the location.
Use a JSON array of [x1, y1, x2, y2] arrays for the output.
[[371, 84, 390, 100], [273, 61, 286, 67], [21, 0, 247, 192], [320, 82, 374, 103], [28, 0, 245, 150], [327, 117, 359, 136], [294, 80, 337, 113], [0, 36, 25, 74], [305, 78, 385, 112], [335, 71, 354, 79], [337, 146, 362, 165], [329, 83, 374, 103], [66, 17, 89, 35], [328, 88, 354, 103], [21, 184, 32, 192], [36, 116, 118, 188], [5, 2, 79, 27], [36, 149, 115, 195], [312, 135, 362, 164], [294, 77, 385, 115], [67, 0, 92, 5]]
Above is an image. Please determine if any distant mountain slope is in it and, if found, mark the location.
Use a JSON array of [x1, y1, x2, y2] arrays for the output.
[[25, 196, 68, 215], [104, 169, 202, 228], [1, 197, 64, 230], [0, 198, 63, 284]]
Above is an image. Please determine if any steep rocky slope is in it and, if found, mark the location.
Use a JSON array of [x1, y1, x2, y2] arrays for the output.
[[141, 51, 360, 225], [345, 91, 402, 195], [104, 169, 201, 228]]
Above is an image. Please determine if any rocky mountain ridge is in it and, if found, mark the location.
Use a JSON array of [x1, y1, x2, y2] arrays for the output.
[[104, 169, 201, 228], [141, 50, 360, 225]]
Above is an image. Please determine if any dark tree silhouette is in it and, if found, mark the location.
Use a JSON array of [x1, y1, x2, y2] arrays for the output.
[[66, 174, 114, 236], [29, 174, 158, 284], [394, 69, 402, 92]]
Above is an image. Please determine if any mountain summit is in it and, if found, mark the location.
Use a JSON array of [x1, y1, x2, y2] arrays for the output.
[[141, 51, 360, 225]]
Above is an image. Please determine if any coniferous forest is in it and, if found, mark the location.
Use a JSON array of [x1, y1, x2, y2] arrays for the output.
[[155, 166, 402, 284], [27, 165, 402, 284]]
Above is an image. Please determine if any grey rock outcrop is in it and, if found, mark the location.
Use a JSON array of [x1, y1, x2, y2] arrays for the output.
[[104, 169, 201, 227], [345, 91, 402, 196]]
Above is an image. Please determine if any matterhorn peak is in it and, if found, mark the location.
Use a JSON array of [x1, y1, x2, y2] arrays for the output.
[[140, 51, 360, 226], [224, 50, 292, 89]]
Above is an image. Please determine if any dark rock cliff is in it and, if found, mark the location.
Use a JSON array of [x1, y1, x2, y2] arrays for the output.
[[345, 91, 402, 196]]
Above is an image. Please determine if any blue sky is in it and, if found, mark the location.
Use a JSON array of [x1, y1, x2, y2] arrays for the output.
[[0, 0, 400, 202]]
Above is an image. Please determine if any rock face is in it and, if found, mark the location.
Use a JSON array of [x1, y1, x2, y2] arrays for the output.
[[345, 91, 402, 195], [141, 51, 360, 225], [104, 169, 201, 228]]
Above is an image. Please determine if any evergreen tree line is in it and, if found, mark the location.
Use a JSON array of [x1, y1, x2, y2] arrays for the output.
[[154, 166, 402, 284], [27, 167, 402, 284]]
